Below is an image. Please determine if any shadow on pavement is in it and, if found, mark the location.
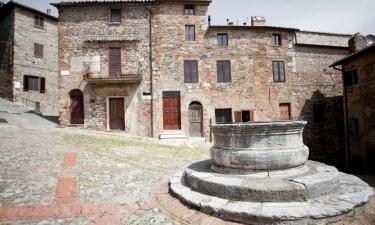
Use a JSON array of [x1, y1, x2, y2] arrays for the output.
[[24, 110, 59, 124]]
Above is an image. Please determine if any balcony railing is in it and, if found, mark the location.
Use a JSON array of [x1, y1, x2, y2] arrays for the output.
[[82, 63, 143, 84]]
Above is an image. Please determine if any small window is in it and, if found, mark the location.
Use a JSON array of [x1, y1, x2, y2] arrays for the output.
[[184, 5, 194, 15], [34, 43, 44, 58], [109, 47, 122, 76], [344, 70, 358, 87], [313, 104, 325, 123], [34, 15, 44, 29], [215, 108, 232, 124], [217, 33, 228, 46], [350, 118, 360, 135], [279, 103, 291, 120], [23, 75, 45, 93], [217, 60, 231, 83], [273, 61, 285, 82], [185, 25, 195, 41], [234, 110, 254, 123], [184, 60, 198, 83], [110, 9, 122, 23], [272, 34, 281, 46]]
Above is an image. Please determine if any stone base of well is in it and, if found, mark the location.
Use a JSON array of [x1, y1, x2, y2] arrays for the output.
[[170, 160, 373, 225]]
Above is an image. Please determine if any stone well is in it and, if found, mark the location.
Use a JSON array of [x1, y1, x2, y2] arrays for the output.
[[170, 121, 373, 225]]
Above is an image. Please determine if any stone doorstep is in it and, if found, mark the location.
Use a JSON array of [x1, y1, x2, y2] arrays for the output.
[[159, 130, 188, 140]]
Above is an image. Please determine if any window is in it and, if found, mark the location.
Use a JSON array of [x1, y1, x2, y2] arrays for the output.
[[313, 104, 325, 123], [272, 34, 281, 46], [273, 61, 285, 82], [215, 108, 232, 124], [350, 118, 360, 135], [23, 75, 45, 93], [184, 5, 194, 15], [184, 60, 198, 83], [34, 43, 43, 58], [34, 15, 44, 29], [217, 33, 228, 46], [109, 47, 122, 76], [344, 70, 358, 87], [217, 60, 231, 83], [110, 9, 122, 23], [185, 25, 195, 41], [234, 110, 254, 123]]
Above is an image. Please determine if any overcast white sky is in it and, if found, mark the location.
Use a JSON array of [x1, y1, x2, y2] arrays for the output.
[[4, 0, 375, 35]]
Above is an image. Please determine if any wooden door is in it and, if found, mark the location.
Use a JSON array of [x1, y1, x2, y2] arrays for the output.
[[189, 103, 203, 137], [163, 92, 181, 130], [279, 103, 291, 120], [109, 98, 125, 131], [70, 90, 84, 125]]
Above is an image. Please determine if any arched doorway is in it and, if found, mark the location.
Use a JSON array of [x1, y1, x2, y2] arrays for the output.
[[69, 89, 84, 125], [189, 102, 203, 137]]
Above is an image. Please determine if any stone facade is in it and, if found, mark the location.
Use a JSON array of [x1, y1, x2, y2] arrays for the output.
[[0, 2, 58, 116], [55, 0, 350, 167], [333, 43, 375, 174]]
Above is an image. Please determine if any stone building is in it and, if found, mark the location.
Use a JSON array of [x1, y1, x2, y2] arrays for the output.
[[330, 34, 375, 174], [0, 1, 58, 116], [53, 0, 350, 167]]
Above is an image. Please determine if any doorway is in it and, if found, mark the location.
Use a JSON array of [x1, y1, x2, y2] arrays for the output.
[[109, 97, 125, 131], [69, 89, 84, 125], [189, 102, 203, 137]]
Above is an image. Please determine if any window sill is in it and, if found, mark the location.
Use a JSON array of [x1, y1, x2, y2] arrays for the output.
[[34, 25, 45, 30], [108, 22, 121, 25]]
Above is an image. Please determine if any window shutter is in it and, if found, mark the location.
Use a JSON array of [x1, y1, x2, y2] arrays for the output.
[[223, 61, 231, 82], [40, 77, 46, 93], [109, 47, 121, 76], [234, 111, 242, 123], [250, 111, 254, 122], [23, 76, 29, 91], [273, 61, 279, 81], [217, 61, 223, 82], [279, 61, 285, 81], [191, 61, 198, 82], [184, 61, 191, 82]]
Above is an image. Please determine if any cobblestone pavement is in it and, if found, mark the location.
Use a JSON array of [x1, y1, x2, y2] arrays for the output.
[[0, 98, 374, 225]]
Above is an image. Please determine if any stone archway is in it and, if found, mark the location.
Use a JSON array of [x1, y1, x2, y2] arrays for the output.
[[69, 89, 84, 125], [188, 101, 203, 137]]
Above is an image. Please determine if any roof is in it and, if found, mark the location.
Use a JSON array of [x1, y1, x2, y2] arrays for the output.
[[0, 1, 57, 20], [209, 25, 299, 31], [52, 0, 212, 7], [330, 42, 375, 67]]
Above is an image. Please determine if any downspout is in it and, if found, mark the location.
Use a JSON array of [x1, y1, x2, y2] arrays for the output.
[[333, 65, 351, 171], [144, 5, 154, 138]]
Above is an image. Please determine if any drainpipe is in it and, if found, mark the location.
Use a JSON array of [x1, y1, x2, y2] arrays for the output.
[[333, 65, 351, 171], [144, 5, 154, 138]]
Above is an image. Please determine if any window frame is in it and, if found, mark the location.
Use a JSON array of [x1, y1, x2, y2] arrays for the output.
[[34, 43, 44, 58], [272, 33, 281, 46], [184, 60, 199, 83], [273, 60, 286, 82], [109, 8, 122, 23], [217, 60, 232, 83], [217, 33, 228, 46], [34, 15, 44, 29], [185, 25, 196, 41], [215, 108, 232, 124], [23, 75, 46, 93], [184, 5, 195, 15]]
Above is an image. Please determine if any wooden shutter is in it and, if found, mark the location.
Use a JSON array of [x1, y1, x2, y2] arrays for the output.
[[40, 77, 46, 93], [34, 44, 43, 58], [234, 111, 242, 123], [184, 60, 198, 83], [279, 61, 285, 81], [273, 61, 279, 81], [109, 47, 121, 76], [23, 76, 29, 91], [250, 111, 254, 122], [273, 61, 285, 82], [223, 61, 231, 82], [217, 60, 231, 82]]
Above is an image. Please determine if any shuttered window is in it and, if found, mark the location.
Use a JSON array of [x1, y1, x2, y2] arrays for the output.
[[110, 9, 122, 23], [272, 34, 281, 46], [217, 60, 231, 83], [34, 15, 44, 29], [34, 43, 43, 58], [109, 47, 122, 76], [217, 34, 228, 46], [235, 111, 254, 123], [313, 104, 325, 123], [23, 75, 45, 93], [215, 108, 232, 124], [184, 60, 198, 83], [185, 25, 195, 41], [273, 61, 285, 82]]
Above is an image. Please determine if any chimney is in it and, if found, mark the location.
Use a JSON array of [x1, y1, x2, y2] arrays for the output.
[[228, 21, 234, 26], [251, 16, 266, 26], [46, 9, 51, 14], [348, 33, 368, 54]]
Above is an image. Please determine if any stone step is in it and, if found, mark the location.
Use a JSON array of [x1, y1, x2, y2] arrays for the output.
[[159, 131, 187, 140]]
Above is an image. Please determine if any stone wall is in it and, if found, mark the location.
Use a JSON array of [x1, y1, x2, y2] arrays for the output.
[[0, 9, 14, 100], [12, 7, 58, 116], [342, 51, 375, 174], [57, 5, 152, 136]]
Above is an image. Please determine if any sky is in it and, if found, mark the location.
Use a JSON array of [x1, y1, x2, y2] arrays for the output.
[[4, 0, 375, 35]]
